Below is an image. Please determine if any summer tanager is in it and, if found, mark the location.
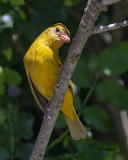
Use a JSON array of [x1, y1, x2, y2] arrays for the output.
[[24, 23, 86, 140]]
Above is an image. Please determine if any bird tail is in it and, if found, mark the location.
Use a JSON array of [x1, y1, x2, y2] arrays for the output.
[[63, 109, 86, 140]]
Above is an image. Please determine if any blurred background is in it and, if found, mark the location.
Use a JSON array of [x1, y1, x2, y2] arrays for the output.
[[0, 0, 128, 160]]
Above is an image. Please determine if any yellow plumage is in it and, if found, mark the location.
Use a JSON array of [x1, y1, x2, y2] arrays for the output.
[[24, 23, 86, 140]]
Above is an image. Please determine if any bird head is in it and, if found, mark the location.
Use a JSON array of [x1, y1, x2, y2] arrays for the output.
[[40, 23, 70, 51], [51, 23, 70, 43]]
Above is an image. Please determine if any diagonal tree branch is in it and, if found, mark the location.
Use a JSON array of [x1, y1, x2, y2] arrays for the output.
[[29, 0, 128, 159], [94, 20, 128, 34]]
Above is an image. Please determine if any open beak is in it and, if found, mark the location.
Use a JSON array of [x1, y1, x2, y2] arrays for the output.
[[59, 34, 70, 43]]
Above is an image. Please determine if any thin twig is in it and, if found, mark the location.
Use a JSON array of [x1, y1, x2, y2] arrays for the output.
[[102, 0, 121, 5], [94, 20, 128, 34]]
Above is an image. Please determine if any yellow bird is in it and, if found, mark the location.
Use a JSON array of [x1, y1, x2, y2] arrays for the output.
[[24, 23, 86, 140]]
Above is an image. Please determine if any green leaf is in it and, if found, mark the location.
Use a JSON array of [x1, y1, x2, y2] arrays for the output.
[[1, 0, 8, 2], [105, 153, 125, 160], [14, 113, 34, 140], [74, 95, 81, 111], [96, 80, 128, 110], [0, 124, 12, 149], [72, 138, 120, 160], [3, 48, 13, 61], [72, 59, 92, 88], [78, 152, 90, 160], [0, 147, 9, 160], [64, 0, 81, 7], [55, 113, 67, 129], [83, 105, 111, 132], [9, 0, 25, 6], [18, 8, 26, 19], [0, 66, 4, 84], [72, 137, 105, 153], [102, 141, 120, 153], [0, 84, 5, 95], [4, 67, 22, 85], [98, 41, 128, 75], [63, 136, 70, 148], [87, 54, 98, 71], [15, 143, 33, 160]]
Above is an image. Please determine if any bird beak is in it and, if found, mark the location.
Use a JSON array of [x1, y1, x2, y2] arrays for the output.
[[59, 34, 70, 43]]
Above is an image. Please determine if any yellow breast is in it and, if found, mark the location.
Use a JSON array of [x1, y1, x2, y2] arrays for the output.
[[24, 42, 61, 99]]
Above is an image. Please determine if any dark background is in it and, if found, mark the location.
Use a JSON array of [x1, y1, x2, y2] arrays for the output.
[[0, 0, 128, 159]]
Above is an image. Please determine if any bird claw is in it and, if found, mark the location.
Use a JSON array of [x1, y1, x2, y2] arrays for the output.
[[44, 108, 52, 119]]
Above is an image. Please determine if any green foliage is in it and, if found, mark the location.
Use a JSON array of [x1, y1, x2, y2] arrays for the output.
[[74, 94, 82, 111], [0, 147, 9, 160], [84, 105, 111, 132], [15, 143, 33, 160], [64, 0, 81, 7], [0, 66, 22, 95], [96, 80, 128, 110], [98, 42, 128, 75], [4, 67, 22, 85], [0, 100, 34, 160], [71, 138, 120, 160], [55, 113, 67, 129], [72, 59, 92, 87], [3, 48, 13, 61], [1, 0, 25, 6], [0, 84, 5, 95], [0, 66, 4, 84], [0, 108, 6, 124]]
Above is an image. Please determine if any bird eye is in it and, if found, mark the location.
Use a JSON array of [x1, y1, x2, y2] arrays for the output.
[[56, 28, 60, 33]]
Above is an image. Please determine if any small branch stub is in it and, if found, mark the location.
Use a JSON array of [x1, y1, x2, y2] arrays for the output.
[[94, 20, 128, 34], [102, 0, 121, 5]]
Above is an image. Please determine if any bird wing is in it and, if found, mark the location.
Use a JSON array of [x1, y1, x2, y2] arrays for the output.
[[28, 71, 47, 112], [26, 56, 74, 112]]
